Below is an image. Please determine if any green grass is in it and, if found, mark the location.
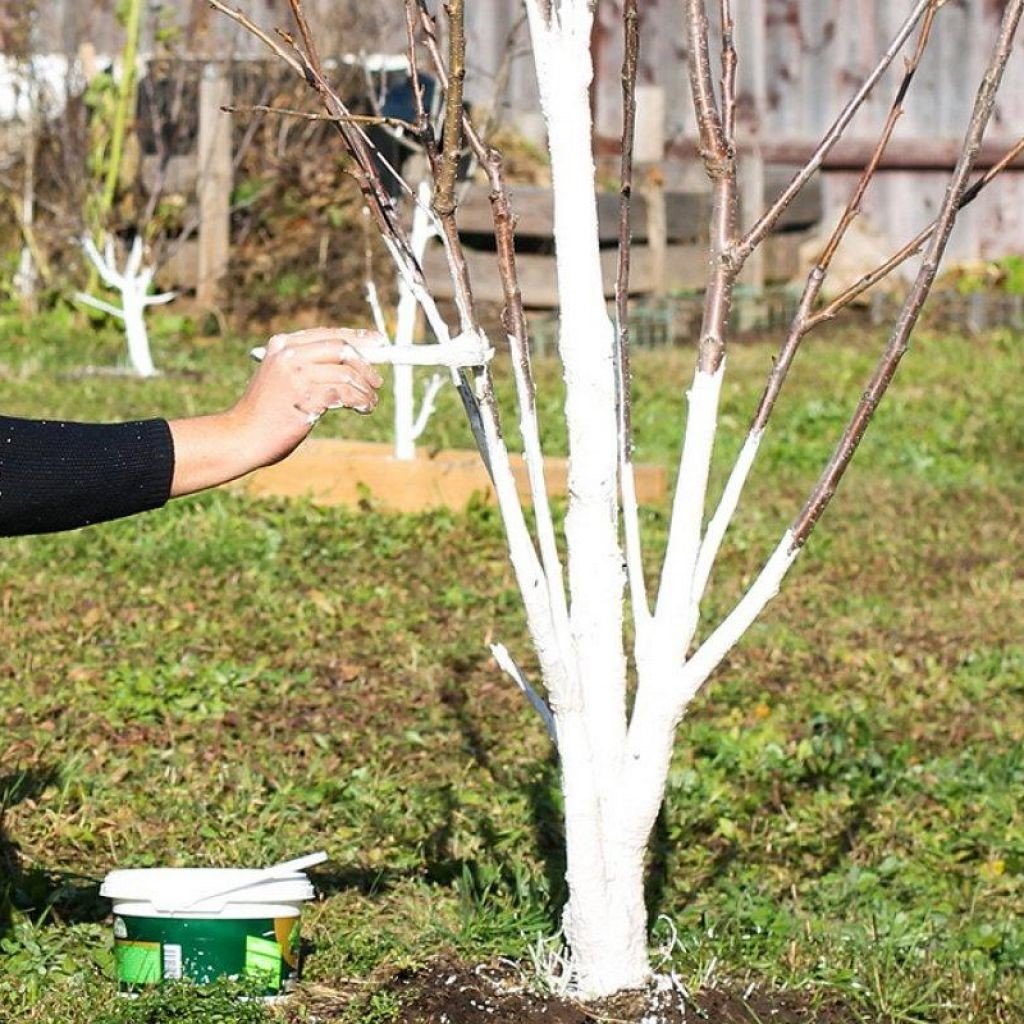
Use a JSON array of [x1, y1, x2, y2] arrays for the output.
[[0, 311, 1022, 1022]]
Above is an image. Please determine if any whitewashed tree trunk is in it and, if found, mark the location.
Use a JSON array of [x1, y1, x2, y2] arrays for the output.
[[524, 1, 643, 993]]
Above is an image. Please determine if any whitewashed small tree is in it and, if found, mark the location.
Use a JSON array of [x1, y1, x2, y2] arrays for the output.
[[213, 0, 1023, 1000], [365, 180, 445, 459], [75, 236, 175, 378]]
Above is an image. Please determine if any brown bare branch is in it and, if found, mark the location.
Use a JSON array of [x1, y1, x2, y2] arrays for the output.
[[791, 0, 1024, 548], [205, 1, 304, 76], [222, 104, 419, 132], [614, 0, 640, 425], [403, 0, 440, 177], [685, 0, 738, 374], [720, 0, 737, 148], [807, 133, 1024, 329], [434, 0, 466, 219], [413, 0, 481, 332], [748, 0, 940, 437], [734, 0, 935, 266]]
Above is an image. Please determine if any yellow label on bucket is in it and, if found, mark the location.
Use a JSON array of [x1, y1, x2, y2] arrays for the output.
[[244, 935, 282, 982], [116, 940, 162, 985]]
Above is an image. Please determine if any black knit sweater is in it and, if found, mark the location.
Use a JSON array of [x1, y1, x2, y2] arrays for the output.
[[0, 417, 175, 537]]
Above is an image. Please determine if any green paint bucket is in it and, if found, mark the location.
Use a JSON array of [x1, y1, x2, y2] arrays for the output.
[[100, 854, 323, 997]]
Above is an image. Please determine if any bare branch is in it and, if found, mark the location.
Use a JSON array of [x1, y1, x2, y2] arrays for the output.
[[402, 0, 440, 178], [734, 0, 935, 265], [205, 1, 304, 76], [614, 0, 651, 634], [434, 0, 466, 219], [684, 0, 738, 375], [720, 0, 737, 148], [792, 0, 1024, 548], [412, 0, 479, 332], [808, 133, 1024, 328], [692, 2, 941, 604], [222, 104, 419, 132]]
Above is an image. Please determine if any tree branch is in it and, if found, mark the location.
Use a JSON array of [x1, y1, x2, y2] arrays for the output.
[[653, 0, 737, 660], [692, 0, 942, 604], [720, 0, 737, 149], [734, 0, 935, 265], [807, 133, 1024, 329], [434, 0, 465, 219], [614, 0, 651, 638], [222, 104, 419, 132], [491, 643, 557, 742], [792, 0, 1023, 549]]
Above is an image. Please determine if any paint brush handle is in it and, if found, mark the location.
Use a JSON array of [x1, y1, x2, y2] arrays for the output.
[[249, 338, 492, 369]]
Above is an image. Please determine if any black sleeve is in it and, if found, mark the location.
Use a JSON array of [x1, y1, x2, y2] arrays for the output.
[[0, 417, 176, 537]]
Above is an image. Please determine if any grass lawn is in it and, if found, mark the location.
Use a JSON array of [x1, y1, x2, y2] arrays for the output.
[[0, 312, 1022, 1022]]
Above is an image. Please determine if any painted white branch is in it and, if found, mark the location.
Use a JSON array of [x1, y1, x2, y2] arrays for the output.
[[125, 234, 145, 278], [618, 530, 800, 870], [472, 348, 576, 712], [373, 198, 571, 723], [655, 363, 725, 660], [491, 642, 557, 742], [250, 337, 492, 369], [74, 292, 125, 320], [411, 374, 444, 441], [692, 428, 765, 607], [526, 4, 645, 998], [365, 280, 388, 336], [676, 530, 799, 711], [505, 331, 575, 694], [82, 236, 124, 292], [530, 0, 627, 743], [394, 181, 441, 459], [381, 236, 450, 347], [621, 456, 652, 645]]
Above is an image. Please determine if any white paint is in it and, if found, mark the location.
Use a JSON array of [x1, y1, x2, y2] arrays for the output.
[[504, 331, 575, 709], [678, 531, 799, 708], [76, 236, 174, 378], [617, 532, 799, 891], [250, 337, 491, 369], [692, 428, 765, 614], [656, 364, 726, 661]]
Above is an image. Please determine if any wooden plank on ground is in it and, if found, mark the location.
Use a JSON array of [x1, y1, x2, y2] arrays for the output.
[[240, 438, 667, 512]]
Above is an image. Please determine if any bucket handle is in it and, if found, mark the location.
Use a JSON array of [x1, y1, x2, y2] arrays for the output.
[[151, 851, 328, 913]]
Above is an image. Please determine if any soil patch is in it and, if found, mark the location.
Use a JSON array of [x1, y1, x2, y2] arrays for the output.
[[321, 957, 862, 1024]]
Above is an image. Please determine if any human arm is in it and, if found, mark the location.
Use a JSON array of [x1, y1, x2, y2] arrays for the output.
[[0, 327, 384, 535]]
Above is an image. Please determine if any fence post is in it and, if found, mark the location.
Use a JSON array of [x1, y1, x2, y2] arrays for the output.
[[197, 61, 232, 308]]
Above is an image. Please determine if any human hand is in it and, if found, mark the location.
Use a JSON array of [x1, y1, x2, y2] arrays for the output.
[[168, 326, 385, 498], [230, 326, 386, 469]]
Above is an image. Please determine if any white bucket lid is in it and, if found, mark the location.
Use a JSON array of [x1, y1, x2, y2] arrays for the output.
[[101, 868, 315, 913]]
